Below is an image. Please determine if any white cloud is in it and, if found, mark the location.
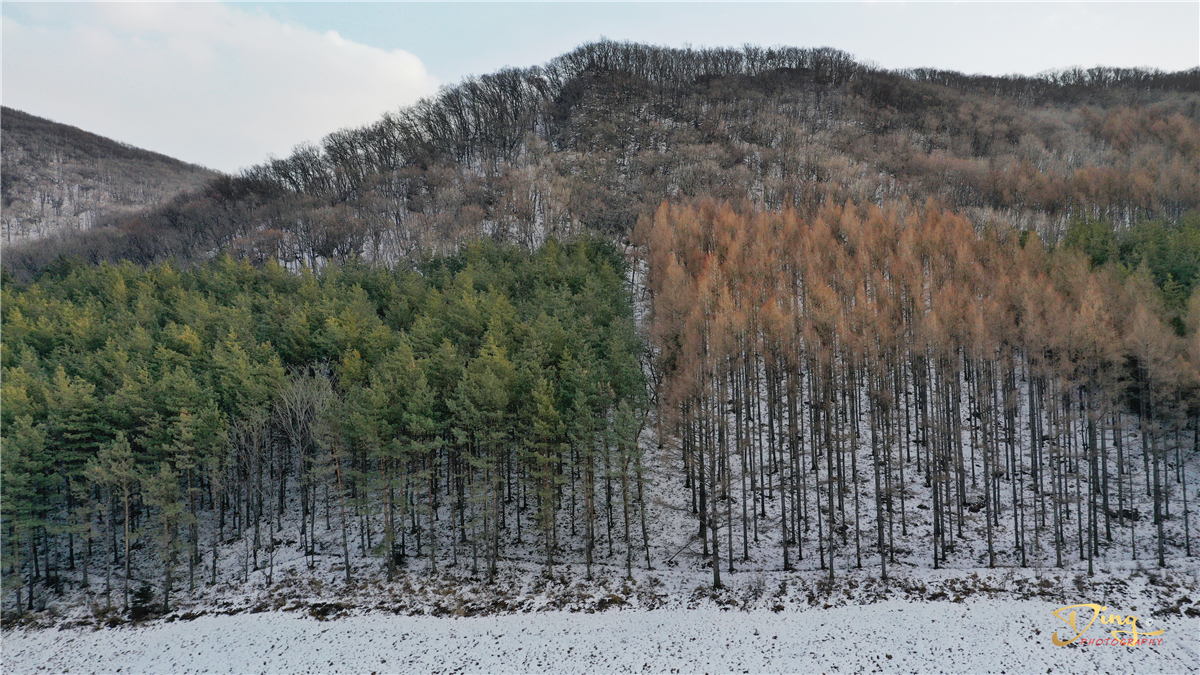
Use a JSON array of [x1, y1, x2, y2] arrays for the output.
[[2, 3, 439, 173]]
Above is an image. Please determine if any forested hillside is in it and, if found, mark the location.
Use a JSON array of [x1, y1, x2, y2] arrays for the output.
[[2, 240, 642, 615], [0, 108, 217, 247], [640, 199, 1195, 589], [5, 42, 1196, 278], [1, 41, 1198, 622]]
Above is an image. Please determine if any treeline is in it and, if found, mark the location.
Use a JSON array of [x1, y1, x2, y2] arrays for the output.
[[1, 239, 646, 615], [901, 65, 1200, 105], [5, 42, 1196, 280], [639, 199, 1197, 588]]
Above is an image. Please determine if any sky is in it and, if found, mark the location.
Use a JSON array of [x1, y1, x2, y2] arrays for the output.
[[4, 2, 1197, 174]]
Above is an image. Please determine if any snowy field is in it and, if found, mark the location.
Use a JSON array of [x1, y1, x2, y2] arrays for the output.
[[4, 598, 1196, 674]]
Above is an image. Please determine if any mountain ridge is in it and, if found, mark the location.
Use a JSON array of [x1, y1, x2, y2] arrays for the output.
[[3, 41, 1197, 280]]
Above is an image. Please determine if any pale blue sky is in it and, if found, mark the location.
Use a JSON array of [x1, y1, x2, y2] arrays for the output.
[[248, 2, 1200, 82], [4, 2, 1197, 173]]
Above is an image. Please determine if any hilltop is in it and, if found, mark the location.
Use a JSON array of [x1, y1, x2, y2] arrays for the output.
[[4, 42, 1196, 279]]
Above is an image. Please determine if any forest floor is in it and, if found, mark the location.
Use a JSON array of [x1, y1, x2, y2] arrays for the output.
[[4, 417, 1199, 672]]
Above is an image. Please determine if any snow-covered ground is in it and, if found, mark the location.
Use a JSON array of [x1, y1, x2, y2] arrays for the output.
[[4, 597, 1196, 674]]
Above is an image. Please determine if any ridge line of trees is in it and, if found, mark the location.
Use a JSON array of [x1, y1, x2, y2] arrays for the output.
[[5, 41, 1196, 280]]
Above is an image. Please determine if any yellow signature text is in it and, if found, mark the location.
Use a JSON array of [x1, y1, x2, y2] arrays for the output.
[[1051, 603, 1166, 646]]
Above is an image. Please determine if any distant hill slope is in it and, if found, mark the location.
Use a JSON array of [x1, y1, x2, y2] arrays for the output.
[[1, 107, 218, 246]]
